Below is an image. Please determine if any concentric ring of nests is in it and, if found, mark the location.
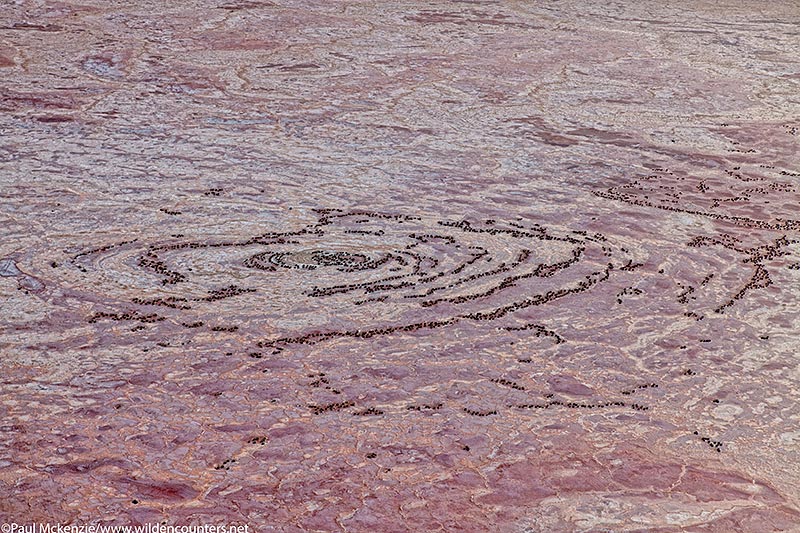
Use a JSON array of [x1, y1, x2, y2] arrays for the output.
[[69, 209, 649, 350]]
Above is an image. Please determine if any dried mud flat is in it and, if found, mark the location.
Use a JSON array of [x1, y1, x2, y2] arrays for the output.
[[1, 1, 800, 531]]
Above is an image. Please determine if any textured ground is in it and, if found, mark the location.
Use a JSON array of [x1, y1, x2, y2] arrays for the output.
[[1, 1, 800, 531]]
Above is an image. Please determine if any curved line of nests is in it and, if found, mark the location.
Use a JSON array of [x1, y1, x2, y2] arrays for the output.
[[300, 395, 725, 452], [256, 262, 618, 350], [111, 210, 618, 290], [306, 398, 651, 418]]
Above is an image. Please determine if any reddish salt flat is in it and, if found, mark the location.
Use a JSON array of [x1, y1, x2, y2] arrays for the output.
[[1, 1, 800, 531]]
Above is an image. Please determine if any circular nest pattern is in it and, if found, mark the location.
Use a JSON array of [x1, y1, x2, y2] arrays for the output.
[[267, 250, 375, 271]]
